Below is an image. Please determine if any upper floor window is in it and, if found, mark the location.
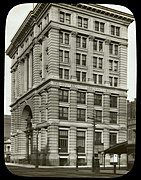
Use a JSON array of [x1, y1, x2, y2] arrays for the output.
[[109, 60, 118, 72], [93, 57, 103, 69], [110, 95, 117, 108], [76, 71, 87, 82], [109, 77, 118, 87], [95, 21, 105, 33], [60, 11, 71, 24], [93, 39, 103, 52], [95, 132, 102, 145], [77, 109, 86, 121], [110, 132, 117, 146], [76, 36, 87, 49], [77, 91, 86, 104], [96, 110, 102, 123], [110, 112, 117, 124], [59, 32, 70, 45], [59, 50, 70, 63], [59, 68, 69, 80], [59, 89, 69, 102], [78, 16, 88, 28], [94, 94, 102, 106], [109, 43, 119, 55], [59, 107, 68, 120], [111, 25, 120, 36], [76, 53, 87, 66], [93, 74, 103, 85]]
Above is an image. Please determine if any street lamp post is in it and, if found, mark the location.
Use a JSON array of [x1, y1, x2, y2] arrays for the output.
[[92, 109, 96, 172]]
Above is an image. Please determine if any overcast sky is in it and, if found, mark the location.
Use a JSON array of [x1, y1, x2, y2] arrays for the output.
[[4, 3, 137, 115]]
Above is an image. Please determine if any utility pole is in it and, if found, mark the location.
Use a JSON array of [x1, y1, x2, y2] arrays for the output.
[[92, 109, 96, 172], [35, 130, 39, 168]]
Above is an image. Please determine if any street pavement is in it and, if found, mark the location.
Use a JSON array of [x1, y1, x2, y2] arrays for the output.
[[4, 163, 129, 178]]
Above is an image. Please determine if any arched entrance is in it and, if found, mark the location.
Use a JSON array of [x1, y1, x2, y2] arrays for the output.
[[22, 105, 33, 164]]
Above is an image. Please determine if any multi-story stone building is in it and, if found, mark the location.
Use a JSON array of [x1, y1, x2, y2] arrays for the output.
[[6, 3, 134, 166]]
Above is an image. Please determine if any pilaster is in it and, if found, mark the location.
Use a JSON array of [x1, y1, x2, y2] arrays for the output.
[[104, 39, 110, 86]]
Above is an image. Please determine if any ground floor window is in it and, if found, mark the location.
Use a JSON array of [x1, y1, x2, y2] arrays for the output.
[[59, 130, 68, 153], [59, 158, 68, 166]]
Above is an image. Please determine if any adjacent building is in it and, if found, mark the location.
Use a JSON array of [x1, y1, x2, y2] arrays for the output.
[[4, 115, 11, 162], [6, 3, 134, 166], [127, 99, 136, 169]]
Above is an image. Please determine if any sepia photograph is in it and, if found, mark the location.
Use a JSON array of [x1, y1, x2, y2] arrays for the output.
[[4, 3, 136, 178]]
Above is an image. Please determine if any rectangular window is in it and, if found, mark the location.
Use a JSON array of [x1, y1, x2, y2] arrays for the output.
[[110, 112, 117, 124], [59, 130, 68, 152], [76, 36, 81, 48], [94, 94, 102, 106], [96, 110, 102, 123], [77, 91, 86, 104], [100, 22, 104, 32], [109, 77, 113, 86], [64, 51, 69, 63], [59, 68, 63, 79], [98, 75, 102, 84], [82, 37, 87, 48], [114, 61, 118, 72], [82, 55, 86, 66], [95, 132, 102, 145], [83, 18, 88, 28], [66, 13, 71, 24], [116, 27, 120, 36], [110, 96, 117, 108], [109, 44, 113, 54], [114, 45, 118, 55], [99, 58, 103, 69], [64, 69, 69, 79], [109, 60, 113, 71], [77, 131, 85, 153], [95, 21, 99, 31], [76, 53, 81, 65], [93, 40, 97, 51], [77, 109, 86, 121], [59, 32, 63, 43], [82, 72, 86, 82], [78, 16, 82, 27], [59, 50, 63, 62], [99, 41, 103, 51], [65, 33, 69, 44], [59, 107, 68, 120], [60, 12, 64, 22], [114, 77, 118, 87], [59, 89, 68, 102], [93, 57, 97, 68], [93, 74, 97, 84], [110, 133, 117, 146], [111, 25, 115, 35], [76, 71, 80, 81]]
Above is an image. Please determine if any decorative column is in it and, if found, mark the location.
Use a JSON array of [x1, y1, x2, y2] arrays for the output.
[[88, 36, 94, 83], [15, 65, 18, 98], [70, 87, 77, 122], [48, 28, 60, 79], [87, 90, 94, 166], [118, 94, 127, 143], [104, 39, 110, 86], [33, 39, 41, 87], [70, 31, 77, 81], [119, 43, 128, 89], [69, 126, 77, 166], [29, 50, 33, 90], [24, 55, 28, 92], [41, 36, 47, 80], [11, 68, 15, 103]]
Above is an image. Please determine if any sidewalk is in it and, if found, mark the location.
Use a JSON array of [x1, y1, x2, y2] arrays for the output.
[[5, 162, 129, 175]]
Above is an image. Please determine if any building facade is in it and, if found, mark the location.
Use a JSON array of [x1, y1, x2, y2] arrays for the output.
[[4, 115, 11, 162], [6, 3, 134, 166], [127, 99, 136, 169]]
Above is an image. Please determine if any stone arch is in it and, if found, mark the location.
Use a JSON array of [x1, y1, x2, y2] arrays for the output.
[[21, 105, 33, 164]]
